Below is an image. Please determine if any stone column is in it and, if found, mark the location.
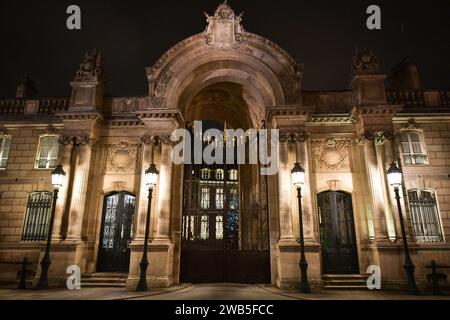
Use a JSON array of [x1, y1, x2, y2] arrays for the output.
[[134, 136, 157, 241], [278, 135, 295, 241], [154, 138, 174, 242], [295, 134, 316, 241], [384, 138, 404, 239], [66, 136, 94, 242], [363, 138, 390, 241], [52, 136, 74, 241], [375, 134, 396, 240]]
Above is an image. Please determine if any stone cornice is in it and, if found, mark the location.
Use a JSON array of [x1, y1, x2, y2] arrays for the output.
[[306, 113, 357, 126], [266, 106, 316, 122], [353, 104, 403, 116], [135, 109, 184, 127], [56, 110, 104, 122]]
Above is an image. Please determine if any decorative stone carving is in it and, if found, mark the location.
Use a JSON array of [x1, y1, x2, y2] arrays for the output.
[[74, 49, 103, 81], [105, 141, 138, 173], [285, 132, 310, 144], [312, 139, 351, 172], [352, 48, 379, 75], [204, 1, 244, 48], [75, 136, 94, 146], [140, 135, 160, 147], [355, 135, 366, 145], [0, 128, 9, 136], [58, 136, 73, 146], [365, 130, 394, 143], [405, 118, 419, 129]]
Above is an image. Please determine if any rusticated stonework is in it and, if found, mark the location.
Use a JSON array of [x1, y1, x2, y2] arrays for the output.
[[104, 141, 138, 173], [312, 139, 352, 172]]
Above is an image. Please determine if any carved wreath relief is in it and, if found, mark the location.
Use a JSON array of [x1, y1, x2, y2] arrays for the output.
[[312, 139, 351, 172], [104, 141, 138, 173]]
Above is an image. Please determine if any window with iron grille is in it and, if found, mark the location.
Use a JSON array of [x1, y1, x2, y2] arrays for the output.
[[0, 134, 12, 169], [21, 192, 53, 241], [408, 190, 443, 242], [400, 131, 428, 165], [35, 135, 59, 169]]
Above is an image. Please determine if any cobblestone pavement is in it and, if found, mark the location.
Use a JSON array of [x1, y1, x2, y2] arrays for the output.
[[0, 284, 449, 300]]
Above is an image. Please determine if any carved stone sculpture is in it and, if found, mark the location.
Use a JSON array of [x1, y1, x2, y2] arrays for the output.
[[352, 48, 379, 75]]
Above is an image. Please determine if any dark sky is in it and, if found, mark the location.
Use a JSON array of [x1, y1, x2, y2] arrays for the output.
[[1, 0, 449, 98]]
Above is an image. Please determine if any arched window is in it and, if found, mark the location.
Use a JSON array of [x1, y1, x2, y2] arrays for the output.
[[215, 169, 224, 181], [0, 133, 12, 170], [228, 169, 238, 181], [201, 168, 211, 180], [408, 190, 443, 242], [21, 192, 53, 241], [35, 134, 59, 169], [399, 130, 428, 165]]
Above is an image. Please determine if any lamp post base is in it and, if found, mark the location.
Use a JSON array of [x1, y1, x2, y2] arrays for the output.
[[136, 260, 149, 291], [299, 259, 311, 294], [37, 260, 51, 290], [404, 264, 420, 295]]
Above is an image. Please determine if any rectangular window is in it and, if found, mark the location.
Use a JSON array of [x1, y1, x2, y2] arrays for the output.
[[230, 188, 239, 209], [35, 135, 59, 169], [400, 132, 428, 165], [216, 188, 224, 209], [408, 190, 443, 242], [200, 187, 210, 209], [216, 216, 224, 240], [200, 215, 209, 240], [21, 192, 53, 241], [0, 135, 12, 170]]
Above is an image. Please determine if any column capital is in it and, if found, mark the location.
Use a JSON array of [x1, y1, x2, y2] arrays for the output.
[[364, 130, 395, 145], [58, 136, 74, 146], [74, 136, 96, 146], [140, 135, 160, 146]]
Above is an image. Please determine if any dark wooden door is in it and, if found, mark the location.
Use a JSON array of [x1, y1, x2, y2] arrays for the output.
[[98, 192, 135, 273], [318, 191, 359, 274]]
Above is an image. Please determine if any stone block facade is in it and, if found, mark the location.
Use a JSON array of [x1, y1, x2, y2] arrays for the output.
[[1, 2, 449, 292]]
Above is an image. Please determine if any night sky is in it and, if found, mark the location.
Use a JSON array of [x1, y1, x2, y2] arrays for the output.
[[1, 0, 449, 98]]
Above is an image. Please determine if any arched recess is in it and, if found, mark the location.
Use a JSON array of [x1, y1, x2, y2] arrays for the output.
[[146, 32, 303, 129]]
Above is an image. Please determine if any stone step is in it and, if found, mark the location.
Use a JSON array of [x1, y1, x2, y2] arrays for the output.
[[81, 282, 126, 288], [323, 285, 369, 290], [322, 274, 370, 291], [81, 273, 128, 288]]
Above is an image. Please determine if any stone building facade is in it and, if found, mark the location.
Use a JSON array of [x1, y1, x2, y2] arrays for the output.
[[1, 2, 450, 290]]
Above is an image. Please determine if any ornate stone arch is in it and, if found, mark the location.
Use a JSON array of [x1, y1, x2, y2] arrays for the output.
[[145, 2, 303, 128]]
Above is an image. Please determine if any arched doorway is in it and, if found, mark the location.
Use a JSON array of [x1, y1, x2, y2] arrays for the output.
[[317, 191, 359, 274], [98, 192, 136, 273], [144, 2, 304, 285]]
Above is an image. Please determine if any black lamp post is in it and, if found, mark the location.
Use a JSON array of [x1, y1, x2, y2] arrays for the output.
[[291, 163, 311, 293], [387, 162, 420, 295], [136, 164, 159, 291], [37, 164, 66, 290]]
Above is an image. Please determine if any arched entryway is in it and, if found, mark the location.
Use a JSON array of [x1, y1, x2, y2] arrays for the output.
[[98, 192, 136, 273], [317, 191, 359, 274], [144, 2, 303, 286]]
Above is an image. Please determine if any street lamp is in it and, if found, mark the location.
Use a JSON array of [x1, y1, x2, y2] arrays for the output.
[[387, 162, 420, 295], [136, 164, 159, 291], [37, 164, 66, 290], [291, 163, 311, 293]]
